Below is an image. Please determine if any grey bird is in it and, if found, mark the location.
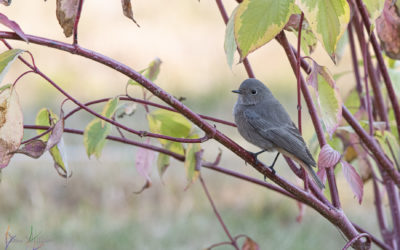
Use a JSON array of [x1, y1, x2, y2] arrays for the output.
[[233, 78, 325, 189]]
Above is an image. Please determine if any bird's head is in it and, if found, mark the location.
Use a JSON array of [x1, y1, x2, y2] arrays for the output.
[[232, 78, 272, 105]]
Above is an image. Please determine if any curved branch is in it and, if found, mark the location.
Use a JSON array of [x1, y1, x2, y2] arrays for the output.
[[342, 233, 370, 250], [64, 96, 236, 127]]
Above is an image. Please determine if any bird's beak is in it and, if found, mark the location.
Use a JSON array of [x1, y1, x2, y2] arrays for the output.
[[232, 90, 241, 94]]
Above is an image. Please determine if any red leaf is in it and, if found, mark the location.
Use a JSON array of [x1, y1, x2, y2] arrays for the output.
[[0, 13, 28, 42], [135, 138, 155, 193], [341, 160, 364, 204], [318, 144, 341, 169], [242, 237, 259, 250]]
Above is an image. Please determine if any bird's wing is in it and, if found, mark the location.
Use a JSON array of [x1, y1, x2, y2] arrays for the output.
[[244, 109, 316, 166]]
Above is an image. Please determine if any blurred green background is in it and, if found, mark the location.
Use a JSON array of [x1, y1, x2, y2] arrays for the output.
[[0, 1, 382, 249]]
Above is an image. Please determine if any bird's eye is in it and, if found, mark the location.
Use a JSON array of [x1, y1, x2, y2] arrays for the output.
[[251, 89, 257, 95]]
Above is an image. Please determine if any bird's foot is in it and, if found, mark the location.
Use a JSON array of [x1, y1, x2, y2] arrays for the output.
[[263, 165, 276, 181]]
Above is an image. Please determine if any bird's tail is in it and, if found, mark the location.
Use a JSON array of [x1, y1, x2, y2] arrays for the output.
[[303, 164, 325, 189]]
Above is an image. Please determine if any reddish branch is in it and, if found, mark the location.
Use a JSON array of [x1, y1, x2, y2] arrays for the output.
[[64, 96, 236, 127], [354, 0, 400, 136], [23, 124, 295, 200], [275, 32, 342, 209], [347, 23, 365, 109]]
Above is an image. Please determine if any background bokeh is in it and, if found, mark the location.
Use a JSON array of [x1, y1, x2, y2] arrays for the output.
[[0, 1, 381, 249]]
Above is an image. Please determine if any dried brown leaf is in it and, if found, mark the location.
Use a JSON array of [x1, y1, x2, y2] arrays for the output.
[[0, 87, 23, 168], [121, 0, 139, 27], [241, 237, 259, 250], [376, 1, 400, 59], [12, 140, 46, 159], [56, 0, 79, 37]]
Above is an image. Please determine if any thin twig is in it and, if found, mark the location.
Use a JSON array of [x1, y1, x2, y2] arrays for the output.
[[199, 175, 239, 250], [64, 96, 236, 127], [3, 39, 212, 144], [12, 70, 34, 87], [372, 176, 392, 246], [296, 12, 304, 134], [347, 23, 365, 109]]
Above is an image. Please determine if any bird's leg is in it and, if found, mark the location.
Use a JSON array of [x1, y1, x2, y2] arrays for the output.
[[268, 152, 280, 174], [264, 153, 280, 181]]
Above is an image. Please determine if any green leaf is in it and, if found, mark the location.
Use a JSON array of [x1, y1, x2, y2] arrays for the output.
[[128, 58, 162, 85], [184, 143, 201, 184], [234, 0, 296, 59], [84, 119, 110, 158], [100, 97, 119, 127], [375, 130, 400, 169], [344, 87, 361, 114], [335, 30, 348, 63], [0, 86, 23, 168], [157, 153, 170, 178], [297, 0, 350, 62], [166, 141, 184, 155], [84, 98, 119, 158], [35, 108, 58, 141], [224, 7, 238, 68], [363, 0, 385, 25], [298, 26, 318, 56], [307, 62, 343, 138], [147, 109, 192, 145], [35, 108, 69, 176], [127, 69, 146, 86], [49, 138, 70, 177], [144, 58, 162, 81], [0, 49, 24, 84], [389, 68, 400, 98]]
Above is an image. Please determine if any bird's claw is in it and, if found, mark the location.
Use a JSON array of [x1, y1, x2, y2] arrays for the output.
[[263, 165, 276, 182]]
